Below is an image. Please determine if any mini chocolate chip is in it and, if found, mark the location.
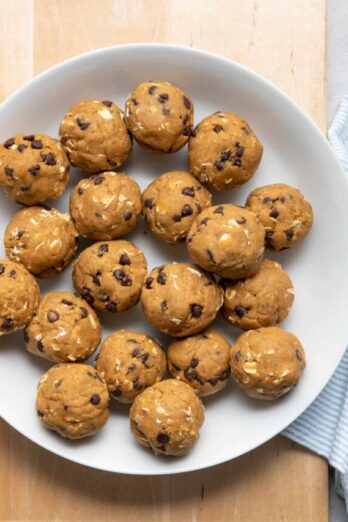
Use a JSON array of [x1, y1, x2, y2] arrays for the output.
[[206, 249, 217, 264], [61, 298, 73, 305], [112, 387, 122, 397], [158, 93, 169, 103], [102, 100, 113, 107], [4, 138, 15, 148], [270, 209, 279, 218], [126, 364, 136, 375], [219, 370, 230, 381], [131, 97, 139, 105], [285, 229, 294, 241], [106, 302, 117, 313], [279, 197, 287, 203], [183, 125, 192, 136], [40, 152, 47, 162], [191, 304, 203, 317], [77, 187, 84, 195], [157, 272, 166, 285], [195, 203, 202, 213], [76, 118, 90, 130], [235, 351, 241, 361], [37, 410, 44, 417], [145, 277, 154, 289], [17, 230, 25, 238], [172, 214, 182, 223], [143, 198, 154, 209], [95, 212, 102, 218], [190, 358, 199, 368], [220, 150, 231, 161], [184, 368, 195, 381], [182, 187, 194, 197], [45, 153, 56, 166], [162, 108, 170, 115], [98, 244, 109, 256], [214, 206, 224, 215], [201, 217, 210, 226], [28, 164, 40, 176], [148, 85, 157, 95], [183, 96, 191, 109], [140, 353, 149, 366], [23, 135, 34, 141], [132, 347, 142, 357], [31, 139, 43, 149], [263, 197, 272, 204], [181, 113, 189, 125], [83, 292, 95, 305], [17, 144, 27, 152], [47, 310, 59, 322], [119, 254, 130, 265], [181, 204, 193, 217], [0, 264, 4, 275], [80, 307, 88, 318], [8, 270, 16, 278], [133, 378, 142, 390], [92, 272, 101, 286], [237, 217, 246, 224], [265, 230, 274, 244], [235, 145, 244, 157], [107, 159, 117, 166], [124, 211, 132, 221], [113, 269, 132, 286], [295, 349, 303, 361], [214, 160, 225, 171], [90, 394, 100, 405], [37, 340, 44, 352], [161, 300, 168, 312], [2, 317, 13, 329], [94, 176, 104, 185], [208, 377, 219, 386], [214, 125, 223, 133], [241, 126, 249, 134], [5, 167, 13, 177], [234, 305, 246, 318], [230, 157, 242, 166]]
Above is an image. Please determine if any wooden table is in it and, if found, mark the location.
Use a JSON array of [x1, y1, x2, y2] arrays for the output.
[[0, 1, 328, 520]]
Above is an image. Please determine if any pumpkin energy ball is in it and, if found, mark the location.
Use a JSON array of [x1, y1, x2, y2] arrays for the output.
[[0, 259, 40, 336], [96, 329, 166, 403], [141, 263, 223, 337], [0, 133, 69, 205], [187, 204, 265, 279], [223, 259, 295, 330], [70, 172, 142, 240], [168, 329, 231, 396], [59, 99, 132, 174], [73, 240, 147, 313], [25, 291, 102, 363], [125, 81, 194, 153], [36, 363, 109, 439], [245, 183, 313, 251], [230, 327, 306, 400], [4, 205, 78, 278], [130, 379, 205, 456], [188, 112, 263, 191], [142, 171, 212, 243]]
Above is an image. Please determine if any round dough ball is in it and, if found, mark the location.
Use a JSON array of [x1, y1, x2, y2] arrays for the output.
[[223, 259, 295, 330], [142, 171, 212, 243], [73, 240, 147, 313], [168, 329, 230, 396], [95, 329, 166, 403], [245, 183, 313, 251], [125, 81, 194, 153], [70, 172, 142, 240], [230, 327, 306, 400], [188, 112, 263, 191], [25, 291, 102, 363], [4, 205, 78, 278], [187, 204, 265, 279], [59, 99, 132, 174], [0, 133, 69, 205], [0, 259, 40, 335], [130, 379, 204, 456], [141, 263, 223, 337], [36, 363, 109, 439]]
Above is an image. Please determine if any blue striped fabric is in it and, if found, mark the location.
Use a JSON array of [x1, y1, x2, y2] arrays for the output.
[[283, 93, 348, 508]]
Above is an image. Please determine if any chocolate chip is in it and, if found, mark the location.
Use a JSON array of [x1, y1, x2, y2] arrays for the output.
[[2, 317, 13, 329], [263, 197, 272, 205], [83, 291, 95, 306], [237, 217, 246, 224], [5, 167, 13, 177], [80, 307, 88, 318], [230, 157, 242, 166], [195, 203, 202, 213], [132, 347, 142, 357], [148, 85, 157, 95], [112, 387, 122, 397], [106, 302, 117, 313], [77, 187, 84, 195], [102, 100, 113, 107], [270, 209, 279, 219], [235, 351, 241, 362], [214, 125, 223, 133], [92, 271, 101, 286], [190, 358, 199, 368], [140, 353, 149, 366], [107, 159, 117, 167], [90, 394, 100, 405], [113, 269, 132, 286], [181, 204, 193, 217], [241, 126, 249, 134], [131, 98, 139, 105], [235, 145, 244, 157], [61, 298, 73, 305], [172, 214, 182, 222], [220, 150, 231, 161], [182, 187, 194, 197], [279, 197, 287, 203], [31, 140, 43, 149], [219, 370, 230, 381], [207, 249, 217, 264], [37, 340, 44, 352], [45, 153, 56, 166], [98, 244, 109, 256], [182, 125, 192, 136], [145, 277, 154, 289], [208, 377, 219, 386], [17, 144, 27, 152], [157, 272, 166, 285], [295, 349, 303, 361], [161, 300, 168, 312], [214, 206, 224, 215], [37, 410, 44, 417], [40, 153, 48, 162], [126, 364, 136, 375], [9, 269, 16, 278], [234, 305, 246, 318], [119, 254, 130, 265], [124, 211, 132, 221], [183, 96, 191, 109], [76, 117, 90, 130], [94, 176, 104, 185], [184, 368, 195, 381], [156, 431, 170, 446], [133, 378, 142, 390], [285, 229, 294, 241], [191, 304, 203, 317], [162, 108, 170, 115], [23, 135, 34, 141], [28, 164, 40, 176], [265, 230, 274, 245], [99, 293, 109, 302], [4, 138, 15, 148], [181, 113, 189, 125], [47, 311, 59, 322], [214, 160, 225, 171], [201, 217, 210, 226], [158, 93, 169, 103], [0, 264, 4, 275], [143, 198, 154, 209]]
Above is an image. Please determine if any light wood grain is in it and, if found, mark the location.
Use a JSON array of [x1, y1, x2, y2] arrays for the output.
[[0, 0, 328, 521]]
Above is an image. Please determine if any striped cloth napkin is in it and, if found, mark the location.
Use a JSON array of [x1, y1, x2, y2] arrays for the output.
[[283, 92, 348, 507]]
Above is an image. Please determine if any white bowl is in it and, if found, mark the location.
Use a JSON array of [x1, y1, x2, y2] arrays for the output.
[[0, 44, 347, 475]]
